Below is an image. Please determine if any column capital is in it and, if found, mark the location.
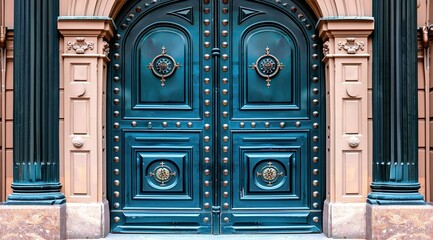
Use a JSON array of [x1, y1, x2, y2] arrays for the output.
[[318, 17, 374, 40], [58, 17, 115, 39]]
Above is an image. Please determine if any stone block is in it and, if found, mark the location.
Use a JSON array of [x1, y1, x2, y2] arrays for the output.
[[0, 204, 66, 240], [323, 200, 366, 239], [66, 200, 109, 239], [367, 204, 433, 240]]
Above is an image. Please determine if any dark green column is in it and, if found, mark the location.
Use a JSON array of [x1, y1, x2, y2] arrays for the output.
[[5, 0, 65, 205], [368, 0, 424, 204]]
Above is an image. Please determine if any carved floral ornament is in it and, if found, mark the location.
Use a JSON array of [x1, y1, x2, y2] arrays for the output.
[[338, 37, 365, 54], [67, 37, 94, 54], [102, 41, 110, 56], [323, 41, 330, 55]]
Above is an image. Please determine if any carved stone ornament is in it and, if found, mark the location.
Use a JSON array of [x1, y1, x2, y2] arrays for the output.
[[323, 41, 330, 55], [102, 41, 110, 56], [67, 37, 94, 54], [338, 37, 365, 54]]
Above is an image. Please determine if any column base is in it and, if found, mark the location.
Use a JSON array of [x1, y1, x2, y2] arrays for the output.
[[66, 200, 109, 239], [367, 192, 425, 205], [323, 200, 366, 239], [5, 192, 66, 205], [0, 203, 66, 239], [367, 204, 433, 239]]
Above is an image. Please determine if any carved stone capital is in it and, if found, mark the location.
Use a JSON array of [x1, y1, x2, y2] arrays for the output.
[[338, 38, 365, 54], [67, 37, 94, 54]]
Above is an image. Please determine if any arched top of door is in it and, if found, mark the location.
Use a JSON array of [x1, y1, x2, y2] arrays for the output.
[[60, 0, 372, 19]]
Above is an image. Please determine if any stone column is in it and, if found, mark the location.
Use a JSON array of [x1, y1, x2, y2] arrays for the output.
[[58, 17, 113, 239], [0, 1, 66, 239], [318, 18, 374, 239], [366, 0, 433, 238]]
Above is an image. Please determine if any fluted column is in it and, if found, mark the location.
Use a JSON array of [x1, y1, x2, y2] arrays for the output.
[[368, 0, 424, 204], [6, 0, 64, 204]]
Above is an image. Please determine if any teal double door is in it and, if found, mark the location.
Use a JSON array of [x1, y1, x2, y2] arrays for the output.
[[108, 0, 324, 234]]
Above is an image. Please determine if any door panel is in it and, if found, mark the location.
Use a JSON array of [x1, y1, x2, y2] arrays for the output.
[[108, 0, 324, 234]]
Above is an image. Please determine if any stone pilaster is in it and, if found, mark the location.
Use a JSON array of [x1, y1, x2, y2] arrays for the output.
[[58, 17, 113, 239], [318, 18, 374, 239]]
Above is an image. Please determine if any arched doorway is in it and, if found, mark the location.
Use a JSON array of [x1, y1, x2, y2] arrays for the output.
[[107, 0, 324, 234]]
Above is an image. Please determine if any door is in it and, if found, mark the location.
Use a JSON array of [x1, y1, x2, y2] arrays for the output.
[[107, 0, 324, 234]]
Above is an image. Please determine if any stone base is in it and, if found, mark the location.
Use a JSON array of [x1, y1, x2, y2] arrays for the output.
[[66, 200, 109, 239], [0, 203, 66, 240], [323, 200, 366, 239], [367, 204, 433, 240]]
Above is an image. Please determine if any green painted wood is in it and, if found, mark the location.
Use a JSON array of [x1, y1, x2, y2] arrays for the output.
[[5, 0, 65, 205], [368, 0, 424, 204], [108, 0, 324, 233]]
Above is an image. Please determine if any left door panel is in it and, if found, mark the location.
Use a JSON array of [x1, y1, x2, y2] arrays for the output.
[[108, 0, 212, 233]]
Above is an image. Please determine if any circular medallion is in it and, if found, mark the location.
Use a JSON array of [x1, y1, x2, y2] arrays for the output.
[[261, 166, 278, 182], [148, 161, 177, 188], [254, 161, 286, 190], [250, 47, 284, 87], [148, 47, 181, 87]]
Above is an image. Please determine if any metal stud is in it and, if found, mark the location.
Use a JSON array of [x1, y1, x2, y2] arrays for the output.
[[280, 122, 285, 128], [114, 99, 120, 105], [204, 0, 210, 4], [223, 203, 229, 209], [222, 30, 228, 36], [313, 123, 319, 129], [313, 111, 319, 117], [176, 122, 181, 128], [204, 42, 210, 48], [295, 121, 301, 128], [205, 100, 211, 106], [291, 6, 297, 12], [204, 19, 210, 25], [222, 100, 228, 106], [204, 54, 210, 60], [222, 78, 228, 84], [204, 169, 210, 175], [313, 44, 318, 49], [114, 217, 120, 223], [224, 217, 229, 223], [114, 169, 120, 175], [222, 54, 228, 60], [188, 122, 193, 128], [312, 77, 319, 83], [113, 202, 120, 208], [114, 76, 120, 82], [114, 123, 120, 128], [251, 122, 256, 128], [204, 136, 210, 142], [306, 24, 312, 30], [313, 136, 319, 142], [115, 34, 122, 40], [114, 191, 120, 197], [204, 157, 210, 164], [114, 64, 120, 71], [114, 111, 120, 117], [204, 217, 209, 223], [222, 89, 228, 95], [313, 169, 319, 175], [114, 88, 120, 94], [131, 121, 137, 127], [204, 203, 210, 208], [162, 122, 168, 128], [204, 8, 210, 14], [313, 157, 319, 163], [311, 34, 317, 41], [312, 54, 318, 60], [223, 146, 228, 152], [222, 42, 228, 48], [205, 124, 210, 130], [222, 19, 229, 25], [222, 111, 228, 117], [114, 180, 120, 186], [204, 78, 210, 84], [313, 88, 319, 94], [205, 191, 210, 197], [313, 180, 319, 186], [205, 146, 210, 152], [313, 146, 319, 152], [114, 136, 119, 142], [222, 66, 228, 72], [223, 124, 228, 130], [313, 99, 319, 105], [205, 111, 210, 117], [223, 181, 229, 186], [114, 146, 119, 152], [223, 191, 229, 197], [114, 53, 120, 60], [223, 169, 229, 176], [204, 30, 210, 36], [240, 122, 245, 128], [204, 181, 210, 186], [204, 66, 210, 72], [223, 157, 229, 163], [114, 157, 120, 163], [223, 136, 229, 142], [204, 89, 210, 95], [313, 191, 319, 198], [313, 216, 319, 223], [222, 0, 228, 4], [114, 43, 120, 49], [222, 8, 228, 14], [265, 122, 270, 128]]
